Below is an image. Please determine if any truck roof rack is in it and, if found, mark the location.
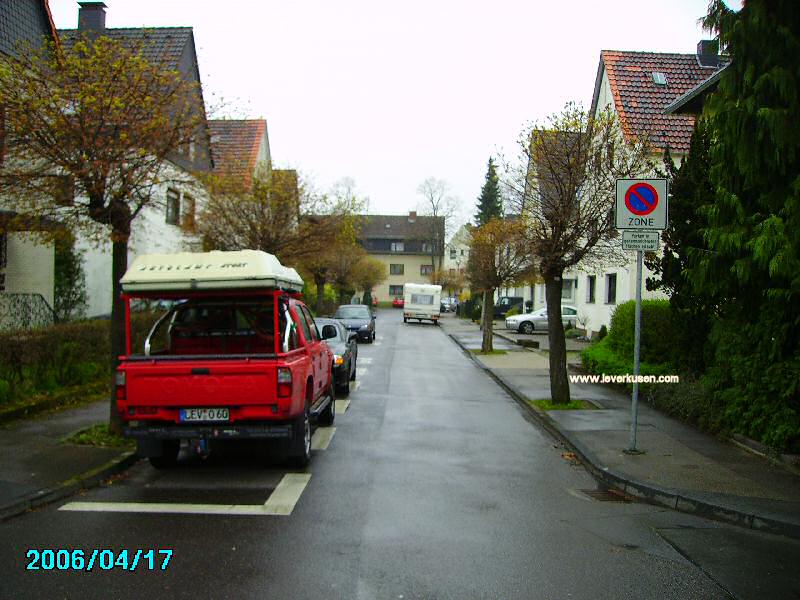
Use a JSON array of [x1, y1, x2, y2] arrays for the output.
[[120, 250, 304, 293]]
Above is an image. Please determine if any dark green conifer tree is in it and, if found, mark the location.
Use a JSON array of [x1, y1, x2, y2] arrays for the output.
[[474, 158, 503, 226], [688, 0, 800, 450]]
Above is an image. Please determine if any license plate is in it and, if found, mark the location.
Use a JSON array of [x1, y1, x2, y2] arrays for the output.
[[180, 408, 230, 422]]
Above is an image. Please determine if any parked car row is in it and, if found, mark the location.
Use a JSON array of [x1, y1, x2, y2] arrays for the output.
[[440, 297, 458, 312]]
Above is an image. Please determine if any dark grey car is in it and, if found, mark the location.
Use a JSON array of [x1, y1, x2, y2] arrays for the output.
[[333, 304, 376, 343], [315, 317, 358, 395]]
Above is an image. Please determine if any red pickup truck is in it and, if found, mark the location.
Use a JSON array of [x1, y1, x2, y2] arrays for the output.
[[116, 250, 335, 468]]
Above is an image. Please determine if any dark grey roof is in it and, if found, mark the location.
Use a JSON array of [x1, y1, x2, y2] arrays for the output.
[[0, 0, 57, 58], [359, 214, 444, 240], [57, 27, 193, 70]]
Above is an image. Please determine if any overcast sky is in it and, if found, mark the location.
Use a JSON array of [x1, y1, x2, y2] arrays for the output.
[[48, 0, 719, 228]]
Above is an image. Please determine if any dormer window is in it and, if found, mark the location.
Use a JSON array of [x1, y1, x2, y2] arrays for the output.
[[652, 72, 667, 86]]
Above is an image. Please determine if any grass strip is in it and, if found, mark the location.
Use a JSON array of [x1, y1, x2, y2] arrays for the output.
[[64, 423, 134, 449], [530, 398, 597, 410]]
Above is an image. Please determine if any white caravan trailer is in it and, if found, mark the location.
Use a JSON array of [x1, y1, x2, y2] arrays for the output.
[[403, 283, 442, 325]]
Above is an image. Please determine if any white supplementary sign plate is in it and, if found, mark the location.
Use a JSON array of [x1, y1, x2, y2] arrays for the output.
[[622, 230, 660, 251], [615, 179, 668, 230]]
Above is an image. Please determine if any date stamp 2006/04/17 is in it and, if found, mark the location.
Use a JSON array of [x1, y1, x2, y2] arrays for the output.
[[26, 548, 173, 571]]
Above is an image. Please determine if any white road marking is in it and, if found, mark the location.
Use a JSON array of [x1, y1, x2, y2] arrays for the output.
[[311, 426, 336, 450], [335, 399, 350, 414], [359, 357, 374, 365], [261, 473, 312, 515], [59, 473, 312, 517], [356, 368, 368, 378]]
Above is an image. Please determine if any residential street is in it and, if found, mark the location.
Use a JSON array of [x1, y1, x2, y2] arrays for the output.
[[2, 309, 798, 599]]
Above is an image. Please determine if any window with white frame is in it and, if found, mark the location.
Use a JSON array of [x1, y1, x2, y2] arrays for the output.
[[605, 273, 617, 304], [586, 275, 596, 303], [165, 189, 180, 225], [420, 264, 433, 276], [561, 279, 575, 300], [390, 263, 404, 275], [389, 285, 403, 296], [391, 242, 404, 252], [449, 248, 456, 259]]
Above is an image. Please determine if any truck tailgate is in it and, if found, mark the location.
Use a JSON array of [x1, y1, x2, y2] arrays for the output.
[[122, 359, 277, 407]]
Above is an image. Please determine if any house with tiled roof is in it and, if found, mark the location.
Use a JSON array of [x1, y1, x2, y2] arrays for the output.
[[358, 211, 445, 302], [507, 42, 728, 336], [209, 119, 272, 186], [0, 0, 61, 329], [590, 41, 726, 157], [55, 2, 214, 317]]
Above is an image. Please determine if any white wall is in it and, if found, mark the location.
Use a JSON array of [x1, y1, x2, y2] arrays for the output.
[[2, 232, 55, 307], [79, 170, 206, 317]]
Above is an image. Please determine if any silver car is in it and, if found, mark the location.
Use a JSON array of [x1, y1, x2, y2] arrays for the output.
[[505, 305, 578, 334]]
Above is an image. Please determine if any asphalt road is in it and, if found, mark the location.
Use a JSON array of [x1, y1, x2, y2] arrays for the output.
[[1, 309, 798, 599]]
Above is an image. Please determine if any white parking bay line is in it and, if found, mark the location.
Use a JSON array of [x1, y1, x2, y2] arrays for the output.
[[335, 399, 350, 414], [359, 357, 374, 365], [261, 473, 312, 515], [311, 426, 336, 450], [59, 473, 312, 517], [60, 502, 272, 516]]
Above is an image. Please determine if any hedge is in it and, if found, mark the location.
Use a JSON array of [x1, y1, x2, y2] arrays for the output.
[[606, 299, 676, 365], [0, 312, 160, 404]]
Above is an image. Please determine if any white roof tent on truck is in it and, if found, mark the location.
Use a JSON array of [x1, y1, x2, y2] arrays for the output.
[[120, 250, 304, 293]]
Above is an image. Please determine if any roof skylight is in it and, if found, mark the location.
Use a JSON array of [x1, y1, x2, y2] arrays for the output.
[[652, 72, 667, 86]]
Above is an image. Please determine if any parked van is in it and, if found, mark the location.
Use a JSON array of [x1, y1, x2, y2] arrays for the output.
[[403, 283, 442, 324]]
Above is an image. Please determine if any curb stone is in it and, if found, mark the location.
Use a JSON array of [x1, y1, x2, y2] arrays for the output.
[[0, 451, 140, 522], [446, 330, 800, 541]]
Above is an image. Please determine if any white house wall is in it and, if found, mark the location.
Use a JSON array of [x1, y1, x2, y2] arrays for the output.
[[78, 170, 206, 317], [2, 232, 55, 307]]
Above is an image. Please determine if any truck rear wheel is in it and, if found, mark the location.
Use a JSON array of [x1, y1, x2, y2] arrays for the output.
[[148, 440, 180, 469], [289, 404, 311, 468]]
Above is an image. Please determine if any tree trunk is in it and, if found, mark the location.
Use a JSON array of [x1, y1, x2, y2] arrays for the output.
[[314, 273, 326, 314], [108, 237, 128, 434], [545, 274, 570, 404], [481, 288, 495, 352]]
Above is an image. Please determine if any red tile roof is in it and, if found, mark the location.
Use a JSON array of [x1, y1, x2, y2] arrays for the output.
[[592, 50, 724, 154], [208, 119, 267, 180]]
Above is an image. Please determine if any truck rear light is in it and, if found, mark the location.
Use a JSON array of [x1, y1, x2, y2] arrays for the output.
[[115, 371, 126, 401], [277, 367, 292, 398]]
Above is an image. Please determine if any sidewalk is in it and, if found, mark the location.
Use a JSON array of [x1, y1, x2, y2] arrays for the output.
[[440, 313, 800, 539], [0, 400, 137, 521]]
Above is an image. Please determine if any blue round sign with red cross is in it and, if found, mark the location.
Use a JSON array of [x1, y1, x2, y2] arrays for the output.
[[624, 182, 659, 216], [615, 178, 668, 230]]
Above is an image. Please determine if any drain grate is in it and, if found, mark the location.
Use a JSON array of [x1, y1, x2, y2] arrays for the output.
[[580, 488, 633, 502]]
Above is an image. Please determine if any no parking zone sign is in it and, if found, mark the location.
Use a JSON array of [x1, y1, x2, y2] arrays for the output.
[[615, 179, 668, 230]]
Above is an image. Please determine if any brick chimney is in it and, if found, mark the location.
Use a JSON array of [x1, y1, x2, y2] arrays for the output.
[[78, 2, 107, 34], [696, 39, 719, 68], [408, 211, 417, 223]]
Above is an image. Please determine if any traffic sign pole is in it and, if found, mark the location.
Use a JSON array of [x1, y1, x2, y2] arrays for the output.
[[616, 178, 667, 455], [627, 250, 643, 454]]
